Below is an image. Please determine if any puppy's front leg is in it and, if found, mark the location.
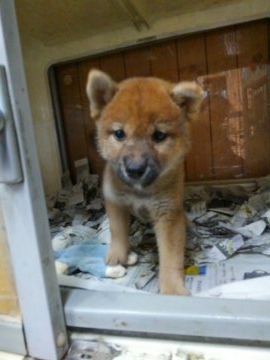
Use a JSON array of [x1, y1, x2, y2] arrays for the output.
[[105, 199, 130, 265], [154, 211, 189, 296]]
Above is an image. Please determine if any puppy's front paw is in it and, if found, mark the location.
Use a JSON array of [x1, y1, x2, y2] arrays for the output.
[[160, 285, 190, 296], [159, 271, 190, 296], [105, 243, 129, 265], [160, 283, 190, 296], [126, 251, 138, 265], [105, 265, 127, 278]]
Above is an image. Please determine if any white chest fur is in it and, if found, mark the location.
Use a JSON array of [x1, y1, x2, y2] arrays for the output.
[[103, 179, 172, 222]]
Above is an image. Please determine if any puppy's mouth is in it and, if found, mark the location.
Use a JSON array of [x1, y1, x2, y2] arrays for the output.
[[116, 156, 160, 188]]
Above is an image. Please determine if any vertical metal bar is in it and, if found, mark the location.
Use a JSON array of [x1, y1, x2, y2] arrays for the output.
[[0, 65, 23, 183], [48, 68, 69, 173], [0, 1, 68, 359]]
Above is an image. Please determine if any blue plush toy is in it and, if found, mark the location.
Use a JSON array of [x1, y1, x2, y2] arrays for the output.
[[52, 226, 138, 278]]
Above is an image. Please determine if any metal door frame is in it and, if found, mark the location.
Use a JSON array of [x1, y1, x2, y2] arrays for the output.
[[0, 1, 68, 358]]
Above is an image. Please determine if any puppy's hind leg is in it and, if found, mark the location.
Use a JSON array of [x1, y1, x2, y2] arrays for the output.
[[105, 199, 130, 265]]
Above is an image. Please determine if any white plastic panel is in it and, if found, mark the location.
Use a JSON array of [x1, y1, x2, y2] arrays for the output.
[[64, 289, 270, 343]]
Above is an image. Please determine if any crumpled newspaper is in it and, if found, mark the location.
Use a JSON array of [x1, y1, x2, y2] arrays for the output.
[[185, 182, 270, 265], [46, 158, 270, 295]]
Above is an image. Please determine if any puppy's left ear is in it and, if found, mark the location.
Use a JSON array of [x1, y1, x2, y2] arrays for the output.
[[171, 82, 203, 122], [86, 69, 118, 120]]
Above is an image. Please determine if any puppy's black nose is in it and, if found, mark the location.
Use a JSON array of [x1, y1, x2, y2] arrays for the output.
[[124, 158, 148, 180]]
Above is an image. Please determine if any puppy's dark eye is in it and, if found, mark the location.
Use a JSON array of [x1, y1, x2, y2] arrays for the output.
[[152, 130, 167, 142], [113, 129, 126, 141]]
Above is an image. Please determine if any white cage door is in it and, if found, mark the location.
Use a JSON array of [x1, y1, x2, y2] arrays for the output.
[[0, 1, 68, 359]]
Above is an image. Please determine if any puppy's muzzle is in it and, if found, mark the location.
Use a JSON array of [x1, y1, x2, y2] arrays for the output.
[[117, 155, 160, 188], [125, 158, 147, 180]]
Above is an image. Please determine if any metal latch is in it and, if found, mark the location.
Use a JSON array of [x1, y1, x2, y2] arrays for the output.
[[0, 65, 23, 184]]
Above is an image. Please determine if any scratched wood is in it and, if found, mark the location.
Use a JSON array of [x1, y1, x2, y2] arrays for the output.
[[55, 19, 270, 182], [55, 63, 88, 182], [78, 58, 105, 177], [236, 19, 270, 177], [177, 33, 213, 181], [205, 26, 244, 179]]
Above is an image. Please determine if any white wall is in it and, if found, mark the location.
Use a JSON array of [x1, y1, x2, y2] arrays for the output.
[[17, 0, 270, 195]]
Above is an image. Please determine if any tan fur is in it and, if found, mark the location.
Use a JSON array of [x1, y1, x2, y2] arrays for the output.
[[86, 69, 202, 295]]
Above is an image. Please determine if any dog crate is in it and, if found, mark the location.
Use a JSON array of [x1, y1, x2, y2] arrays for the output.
[[49, 10, 270, 331], [1, 1, 270, 359]]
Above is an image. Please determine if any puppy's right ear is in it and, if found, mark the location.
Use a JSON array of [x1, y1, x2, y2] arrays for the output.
[[86, 69, 117, 119], [171, 82, 203, 123]]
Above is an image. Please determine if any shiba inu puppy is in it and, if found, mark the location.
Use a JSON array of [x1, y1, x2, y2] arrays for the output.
[[86, 69, 202, 295]]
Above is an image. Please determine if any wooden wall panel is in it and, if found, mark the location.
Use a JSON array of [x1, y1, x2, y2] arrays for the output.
[[124, 47, 151, 77], [177, 34, 207, 81], [54, 19, 270, 183], [206, 27, 244, 179], [55, 64, 88, 182], [236, 20, 270, 177], [100, 52, 126, 81], [149, 40, 179, 82], [177, 34, 213, 181], [78, 58, 105, 177]]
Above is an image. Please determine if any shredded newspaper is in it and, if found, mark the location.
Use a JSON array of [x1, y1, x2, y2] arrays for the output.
[[46, 159, 270, 299]]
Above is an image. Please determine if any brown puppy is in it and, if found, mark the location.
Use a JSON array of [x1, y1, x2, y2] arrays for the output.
[[86, 70, 202, 295]]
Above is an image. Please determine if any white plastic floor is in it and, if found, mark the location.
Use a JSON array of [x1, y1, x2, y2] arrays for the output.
[[2, 335, 270, 359], [0, 353, 24, 360], [66, 334, 270, 360]]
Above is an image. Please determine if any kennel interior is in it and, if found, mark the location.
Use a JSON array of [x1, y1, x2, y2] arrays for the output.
[[1, 1, 270, 359], [49, 18, 270, 286], [49, 13, 270, 338]]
